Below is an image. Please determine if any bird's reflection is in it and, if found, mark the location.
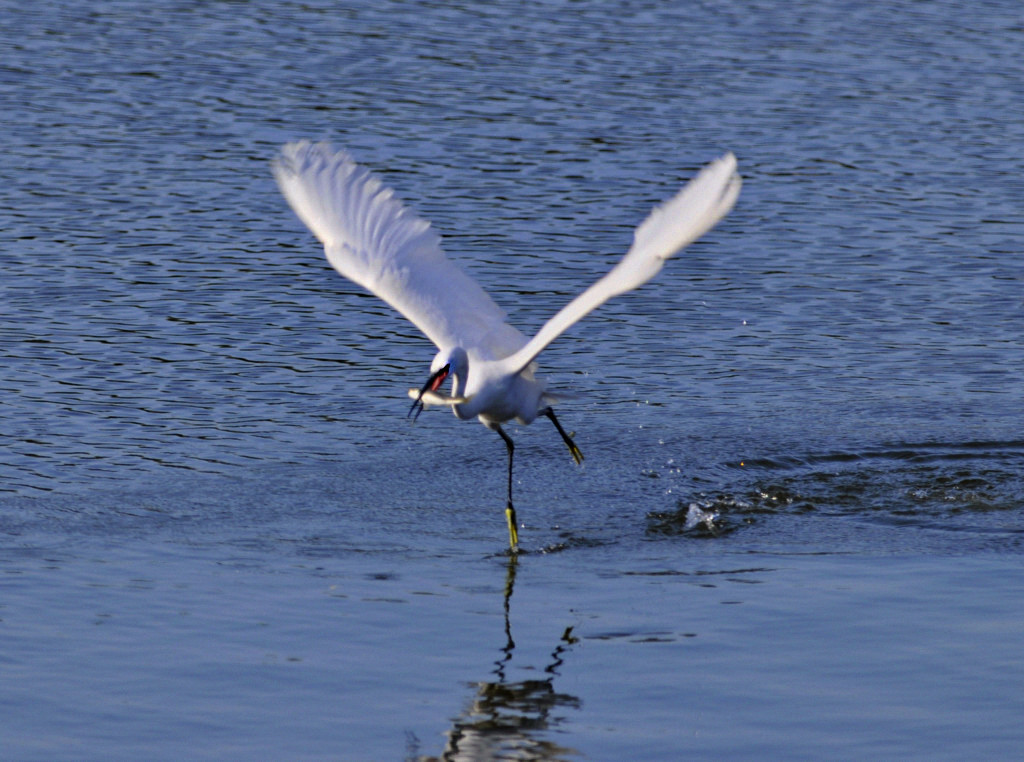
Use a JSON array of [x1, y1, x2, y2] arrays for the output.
[[411, 555, 582, 761]]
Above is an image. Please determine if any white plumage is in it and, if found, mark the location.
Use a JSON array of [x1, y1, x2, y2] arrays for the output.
[[273, 141, 740, 548]]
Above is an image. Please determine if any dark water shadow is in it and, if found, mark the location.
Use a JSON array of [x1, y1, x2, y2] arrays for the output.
[[647, 440, 1024, 553], [408, 556, 581, 761]]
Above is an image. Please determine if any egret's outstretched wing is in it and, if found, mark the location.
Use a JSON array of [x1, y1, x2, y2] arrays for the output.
[[493, 153, 741, 378], [273, 141, 510, 353]]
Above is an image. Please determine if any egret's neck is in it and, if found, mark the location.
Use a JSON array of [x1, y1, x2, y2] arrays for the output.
[[441, 347, 470, 397]]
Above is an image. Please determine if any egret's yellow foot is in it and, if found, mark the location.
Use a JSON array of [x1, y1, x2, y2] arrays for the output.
[[544, 408, 584, 466], [505, 502, 519, 550], [566, 438, 584, 466]]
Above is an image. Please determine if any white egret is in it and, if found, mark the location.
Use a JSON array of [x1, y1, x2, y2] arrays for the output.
[[273, 141, 740, 550]]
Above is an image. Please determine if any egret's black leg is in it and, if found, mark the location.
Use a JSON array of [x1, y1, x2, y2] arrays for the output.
[[495, 425, 518, 549], [543, 407, 584, 465]]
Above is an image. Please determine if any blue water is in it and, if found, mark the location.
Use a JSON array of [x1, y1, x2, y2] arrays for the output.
[[2, 1, 1023, 759]]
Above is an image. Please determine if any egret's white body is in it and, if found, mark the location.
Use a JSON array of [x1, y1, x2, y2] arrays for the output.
[[273, 141, 740, 548]]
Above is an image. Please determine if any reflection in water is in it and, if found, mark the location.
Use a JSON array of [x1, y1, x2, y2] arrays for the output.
[[412, 556, 581, 761]]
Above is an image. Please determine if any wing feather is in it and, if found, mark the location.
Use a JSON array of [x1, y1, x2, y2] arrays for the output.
[[491, 152, 741, 378], [272, 141, 514, 356]]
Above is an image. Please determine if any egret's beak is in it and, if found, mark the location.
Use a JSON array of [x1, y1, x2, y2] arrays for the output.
[[408, 363, 450, 421]]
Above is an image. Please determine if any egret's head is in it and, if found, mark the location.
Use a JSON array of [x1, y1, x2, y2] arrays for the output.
[[408, 348, 468, 421]]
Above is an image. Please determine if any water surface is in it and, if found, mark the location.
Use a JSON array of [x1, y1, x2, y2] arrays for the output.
[[2, 1, 1023, 759]]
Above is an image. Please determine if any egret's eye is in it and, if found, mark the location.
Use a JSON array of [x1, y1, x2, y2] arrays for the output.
[[427, 364, 451, 392]]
